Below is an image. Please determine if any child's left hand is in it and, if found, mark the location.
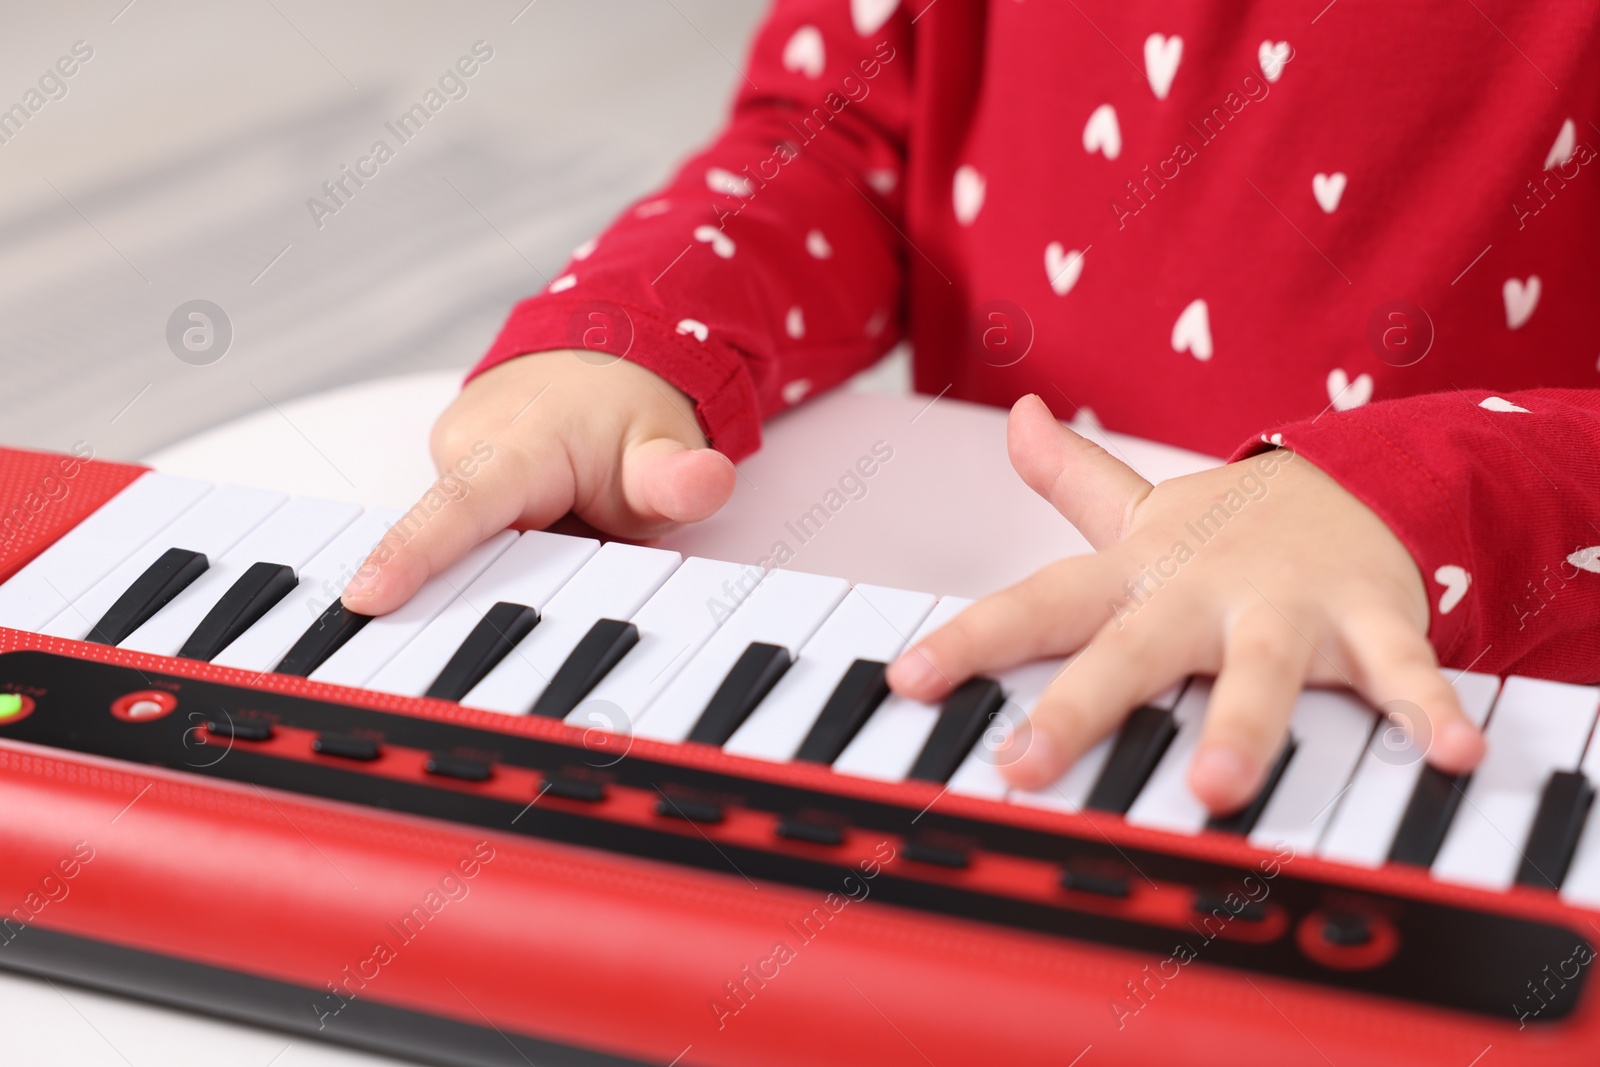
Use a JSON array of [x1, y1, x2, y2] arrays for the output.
[[885, 394, 1486, 813]]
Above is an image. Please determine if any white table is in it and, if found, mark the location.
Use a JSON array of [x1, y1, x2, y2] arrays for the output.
[[2, 372, 1218, 1066]]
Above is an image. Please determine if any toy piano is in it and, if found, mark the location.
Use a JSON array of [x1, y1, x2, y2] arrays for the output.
[[0, 442, 1597, 1066]]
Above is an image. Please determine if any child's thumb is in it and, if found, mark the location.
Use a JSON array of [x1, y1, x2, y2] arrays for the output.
[[620, 437, 737, 525]]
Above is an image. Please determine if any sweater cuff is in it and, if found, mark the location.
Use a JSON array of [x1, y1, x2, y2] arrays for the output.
[[1228, 418, 1477, 664], [469, 294, 765, 462]]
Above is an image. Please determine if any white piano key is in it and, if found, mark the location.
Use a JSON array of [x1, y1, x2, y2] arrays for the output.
[[831, 597, 972, 782], [1246, 688, 1377, 853], [569, 557, 758, 731], [309, 530, 519, 687], [118, 497, 363, 657], [210, 509, 401, 673], [633, 568, 850, 742], [38, 485, 287, 641], [947, 656, 1067, 799], [452, 542, 680, 712], [0, 472, 211, 632], [1317, 671, 1501, 868], [1432, 676, 1600, 891], [363, 530, 602, 700], [722, 584, 935, 762], [1124, 679, 1213, 834], [1559, 720, 1600, 908], [1010, 682, 1188, 814]]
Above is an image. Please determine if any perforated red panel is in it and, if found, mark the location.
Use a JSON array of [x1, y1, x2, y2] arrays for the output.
[[0, 446, 146, 582]]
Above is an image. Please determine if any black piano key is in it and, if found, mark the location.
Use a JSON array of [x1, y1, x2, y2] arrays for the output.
[[794, 659, 891, 764], [1388, 766, 1472, 867], [87, 547, 209, 646], [1516, 770, 1596, 890], [274, 601, 372, 677], [1205, 737, 1297, 836], [424, 601, 540, 702], [907, 677, 1006, 783], [1083, 705, 1179, 814], [686, 642, 792, 745], [528, 618, 640, 718], [177, 562, 298, 661]]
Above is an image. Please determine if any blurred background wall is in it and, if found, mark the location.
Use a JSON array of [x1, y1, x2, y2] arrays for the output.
[[0, 0, 770, 461]]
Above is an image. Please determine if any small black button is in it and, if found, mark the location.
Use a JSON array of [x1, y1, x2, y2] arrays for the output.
[[313, 733, 381, 761], [903, 841, 970, 869], [205, 717, 274, 742], [425, 753, 493, 782], [1321, 910, 1373, 947], [543, 775, 606, 803], [776, 818, 845, 846], [655, 796, 725, 824], [1061, 865, 1131, 899], [1194, 887, 1267, 922]]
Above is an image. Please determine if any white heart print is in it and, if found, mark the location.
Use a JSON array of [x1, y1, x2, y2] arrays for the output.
[[851, 0, 899, 36], [635, 199, 671, 218], [1259, 40, 1290, 82], [548, 274, 577, 293], [865, 169, 897, 194], [1546, 118, 1576, 170], [782, 25, 825, 78], [785, 306, 806, 339], [1171, 299, 1212, 361], [692, 224, 735, 258], [805, 229, 833, 259], [1479, 396, 1530, 413], [1434, 565, 1471, 615], [1144, 34, 1182, 99], [1504, 276, 1540, 330], [705, 168, 752, 199], [675, 318, 709, 342], [953, 165, 985, 225], [1326, 368, 1373, 411], [1082, 104, 1122, 160], [1569, 547, 1600, 574], [782, 379, 812, 404], [1044, 242, 1085, 296], [1313, 172, 1346, 214], [572, 237, 598, 260]]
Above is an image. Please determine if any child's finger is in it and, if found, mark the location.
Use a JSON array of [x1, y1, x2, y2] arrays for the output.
[[341, 444, 571, 616], [619, 437, 736, 526], [1000, 598, 1204, 791], [1006, 393, 1153, 549], [1340, 610, 1484, 774], [1188, 607, 1315, 814], [885, 553, 1126, 701]]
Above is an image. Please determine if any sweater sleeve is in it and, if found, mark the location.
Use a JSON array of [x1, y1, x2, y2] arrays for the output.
[[1231, 388, 1600, 684], [468, 0, 915, 462]]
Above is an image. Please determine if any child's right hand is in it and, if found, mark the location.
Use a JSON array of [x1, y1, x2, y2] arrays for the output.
[[340, 351, 737, 615]]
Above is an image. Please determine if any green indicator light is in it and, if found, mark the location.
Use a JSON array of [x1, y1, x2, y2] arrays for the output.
[[0, 694, 22, 720]]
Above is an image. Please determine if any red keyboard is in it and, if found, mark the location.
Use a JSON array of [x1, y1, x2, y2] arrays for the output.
[[0, 444, 1596, 1067]]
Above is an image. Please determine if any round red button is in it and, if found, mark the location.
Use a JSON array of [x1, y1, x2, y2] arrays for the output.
[[111, 690, 178, 723]]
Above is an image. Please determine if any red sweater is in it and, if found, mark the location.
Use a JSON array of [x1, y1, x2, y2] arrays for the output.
[[472, 0, 1600, 684]]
